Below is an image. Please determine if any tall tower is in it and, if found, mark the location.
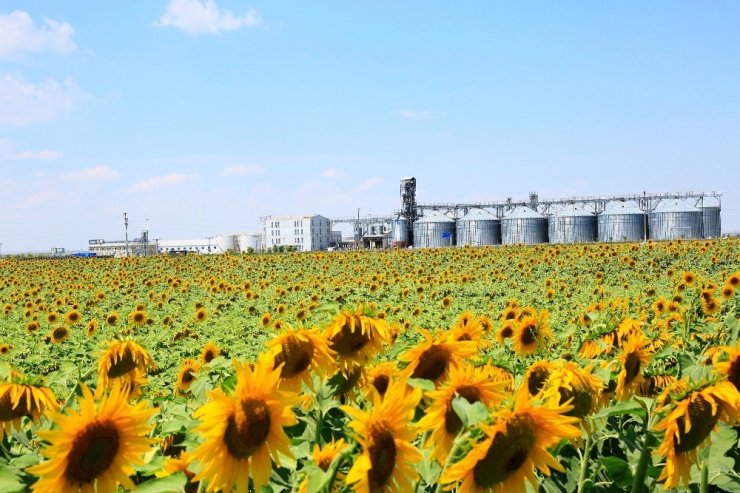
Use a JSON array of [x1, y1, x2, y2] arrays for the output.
[[400, 177, 417, 246]]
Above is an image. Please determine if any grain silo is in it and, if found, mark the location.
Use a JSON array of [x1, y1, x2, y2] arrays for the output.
[[238, 233, 264, 253], [215, 234, 238, 253], [698, 196, 721, 238], [548, 204, 597, 244], [391, 216, 409, 247], [649, 199, 703, 240], [597, 201, 646, 242], [456, 209, 501, 246], [413, 210, 456, 248], [501, 206, 548, 245]]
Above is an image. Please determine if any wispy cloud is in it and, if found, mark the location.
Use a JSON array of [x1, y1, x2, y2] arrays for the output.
[[220, 164, 266, 176], [127, 173, 198, 193], [0, 138, 59, 160], [62, 165, 120, 182], [322, 168, 344, 179], [0, 73, 86, 126], [0, 10, 76, 59], [155, 0, 262, 35], [355, 176, 383, 192], [394, 108, 435, 120]]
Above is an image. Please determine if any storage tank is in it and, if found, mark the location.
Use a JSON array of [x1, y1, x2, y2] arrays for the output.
[[456, 209, 501, 246], [598, 201, 646, 242], [548, 204, 597, 244], [501, 206, 548, 245], [238, 233, 263, 253], [391, 216, 409, 247], [649, 199, 703, 240], [413, 210, 456, 248], [698, 197, 721, 238], [215, 234, 238, 253]]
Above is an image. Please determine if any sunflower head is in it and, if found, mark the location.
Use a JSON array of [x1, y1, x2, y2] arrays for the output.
[[64, 309, 82, 325], [715, 343, 740, 392], [97, 339, 156, 398], [50, 326, 69, 344], [362, 361, 397, 399], [400, 329, 477, 384], [267, 327, 335, 391], [512, 311, 552, 357], [324, 309, 389, 375], [176, 358, 200, 393], [128, 309, 148, 327], [0, 373, 58, 435], [201, 341, 221, 364], [616, 332, 652, 400]]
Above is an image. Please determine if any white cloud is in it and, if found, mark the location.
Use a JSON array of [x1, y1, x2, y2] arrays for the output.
[[62, 165, 120, 182], [220, 164, 266, 176], [127, 173, 198, 193], [0, 138, 59, 160], [355, 176, 383, 192], [0, 10, 76, 59], [155, 0, 262, 35], [394, 108, 435, 120], [0, 73, 85, 126], [322, 168, 344, 179]]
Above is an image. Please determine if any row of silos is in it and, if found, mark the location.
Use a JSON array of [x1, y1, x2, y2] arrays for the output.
[[398, 198, 720, 248]]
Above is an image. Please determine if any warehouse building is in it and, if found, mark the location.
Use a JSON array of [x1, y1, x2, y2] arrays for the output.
[[263, 215, 331, 251]]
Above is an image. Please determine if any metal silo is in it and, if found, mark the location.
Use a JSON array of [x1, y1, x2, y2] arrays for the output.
[[391, 216, 409, 247], [215, 234, 238, 253], [413, 210, 456, 248], [548, 204, 597, 244], [456, 209, 501, 246], [598, 201, 646, 242], [649, 199, 703, 240], [698, 196, 721, 238], [501, 206, 548, 245], [238, 233, 264, 252]]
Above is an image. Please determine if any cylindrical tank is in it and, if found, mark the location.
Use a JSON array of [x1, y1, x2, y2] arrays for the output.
[[215, 234, 238, 253], [238, 233, 263, 252], [413, 210, 456, 248], [456, 209, 501, 246], [501, 206, 548, 245], [548, 204, 597, 244], [598, 202, 646, 242], [649, 199, 703, 240], [391, 216, 409, 247], [698, 197, 721, 238]]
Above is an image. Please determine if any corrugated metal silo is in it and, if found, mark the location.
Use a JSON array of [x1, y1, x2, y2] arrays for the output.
[[649, 199, 703, 240], [548, 204, 597, 244], [456, 209, 501, 246], [698, 197, 721, 238], [501, 206, 548, 245], [598, 202, 646, 242], [413, 210, 456, 248], [391, 216, 409, 247]]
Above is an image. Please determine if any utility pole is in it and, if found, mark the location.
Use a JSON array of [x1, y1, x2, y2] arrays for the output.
[[206, 236, 213, 255], [123, 212, 129, 257]]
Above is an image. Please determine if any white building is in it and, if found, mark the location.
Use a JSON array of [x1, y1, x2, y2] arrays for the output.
[[88, 239, 157, 257], [263, 215, 331, 251], [158, 239, 219, 255]]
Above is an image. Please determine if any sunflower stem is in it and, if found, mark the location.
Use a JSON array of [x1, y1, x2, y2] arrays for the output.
[[699, 455, 710, 493], [434, 431, 468, 493], [576, 432, 592, 493], [630, 410, 654, 493], [323, 446, 356, 493]]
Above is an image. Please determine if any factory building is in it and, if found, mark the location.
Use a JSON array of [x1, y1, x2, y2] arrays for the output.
[[88, 239, 157, 257], [263, 215, 332, 251]]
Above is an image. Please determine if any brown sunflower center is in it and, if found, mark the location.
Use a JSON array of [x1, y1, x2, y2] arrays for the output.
[[107, 350, 138, 378], [411, 345, 450, 381], [223, 398, 271, 459], [64, 419, 120, 485], [274, 335, 314, 378], [728, 358, 740, 391], [0, 389, 30, 421], [500, 326, 513, 338], [52, 327, 68, 340], [457, 333, 473, 342], [674, 395, 720, 453], [372, 374, 390, 396], [444, 385, 482, 434], [623, 351, 641, 385], [520, 324, 537, 346], [133, 312, 146, 323], [367, 424, 396, 488], [558, 378, 593, 418], [204, 350, 216, 363], [330, 321, 371, 356], [473, 414, 536, 488], [527, 366, 551, 396], [181, 370, 195, 384]]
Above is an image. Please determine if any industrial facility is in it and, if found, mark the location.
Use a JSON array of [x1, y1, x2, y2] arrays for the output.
[[329, 177, 723, 248]]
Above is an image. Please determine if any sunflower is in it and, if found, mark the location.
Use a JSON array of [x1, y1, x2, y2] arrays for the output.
[[28, 384, 156, 492], [449, 312, 484, 343], [522, 360, 558, 397], [715, 343, 740, 391], [0, 344, 11, 356], [399, 329, 477, 383], [362, 362, 398, 399], [541, 362, 603, 420], [616, 332, 652, 400], [496, 320, 516, 344], [190, 358, 300, 492], [96, 339, 156, 398], [440, 393, 581, 493], [261, 312, 272, 327], [313, 438, 347, 472], [105, 311, 120, 326], [441, 296, 453, 308], [201, 341, 221, 364], [721, 284, 735, 300], [86, 319, 99, 337], [177, 358, 201, 393], [512, 311, 552, 356], [25, 321, 40, 334], [655, 381, 740, 488], [324, 309, 389, 375], [0, 375, 57, 436], [267, 327, 335, 391], [343, 381, 422, 493], [64, 309, 82, 325], [46, 312, 59, 324], [700, 296, 721, 316], [129, 309, 148, 327], [50, 325, 69, 344], [195, 306, 208, 323], [417, 363, 507, 461]]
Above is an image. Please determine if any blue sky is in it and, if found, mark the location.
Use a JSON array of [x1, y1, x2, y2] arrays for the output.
[[1, 1, 739, 252]]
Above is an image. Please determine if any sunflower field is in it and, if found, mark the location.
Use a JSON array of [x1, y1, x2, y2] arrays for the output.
[[0, 239, 739, 493]]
